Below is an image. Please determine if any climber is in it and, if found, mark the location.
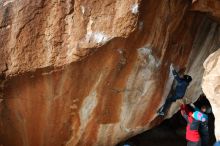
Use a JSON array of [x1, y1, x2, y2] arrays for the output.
[[157, 67, 192, 116], [180, 104, 201, 146], [191, 103, 209, 146]]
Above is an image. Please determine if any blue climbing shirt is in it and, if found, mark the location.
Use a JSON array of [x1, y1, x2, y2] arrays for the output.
[[172, 70, 189, 98]]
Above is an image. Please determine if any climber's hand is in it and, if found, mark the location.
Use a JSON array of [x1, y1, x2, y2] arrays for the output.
[[183, 97, 190, 104], [170, 64, 175, 71], [176, 99, 184, 106], [190, 103, 196, 109]]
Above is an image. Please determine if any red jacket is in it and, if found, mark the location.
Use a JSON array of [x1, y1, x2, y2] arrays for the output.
[[180, 105, 201, 142]]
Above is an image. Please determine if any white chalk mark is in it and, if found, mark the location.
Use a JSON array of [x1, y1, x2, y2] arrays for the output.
[[138, 47, 161, 68], [138, 47, 152, 55], [85, 17, 111, 44], [80, 91, 97, 124], [86, 31, 110, 44], [131, 4, 139, 14], [94, 32, 109, 43]]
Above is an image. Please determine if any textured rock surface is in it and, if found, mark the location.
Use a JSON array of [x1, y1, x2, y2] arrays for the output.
[[191, 0, 220, 20], [0, 0, 220, 146], [202, 49, 220, 141], [0, 0, 140, 75]]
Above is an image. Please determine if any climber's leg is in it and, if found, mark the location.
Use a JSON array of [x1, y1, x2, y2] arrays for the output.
[[187, 140, 201, 146], [157, 97, 174, 116]]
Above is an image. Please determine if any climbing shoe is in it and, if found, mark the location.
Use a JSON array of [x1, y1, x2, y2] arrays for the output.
[[157, 111, 165, 116]]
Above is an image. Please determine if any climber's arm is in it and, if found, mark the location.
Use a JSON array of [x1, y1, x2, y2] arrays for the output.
[[172, 69, 182, 82], [180, 104, 188, 122], [190, 103, 200, 111]]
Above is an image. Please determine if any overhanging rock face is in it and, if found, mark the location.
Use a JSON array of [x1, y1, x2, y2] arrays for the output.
[[0, 0, 220, 146], [202, 49, 220, 141]]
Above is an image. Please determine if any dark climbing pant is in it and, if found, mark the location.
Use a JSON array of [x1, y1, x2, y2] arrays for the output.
[[201, 134, 209, 146], [158, 95, 180, 114], [200, 126, 209, 146], [187, 141, 201, 146]]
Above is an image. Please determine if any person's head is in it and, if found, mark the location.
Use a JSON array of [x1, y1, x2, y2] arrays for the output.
[[201, 105, 207, 113], [183, 75, 192, 83], [200, 105, 212, 114]]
